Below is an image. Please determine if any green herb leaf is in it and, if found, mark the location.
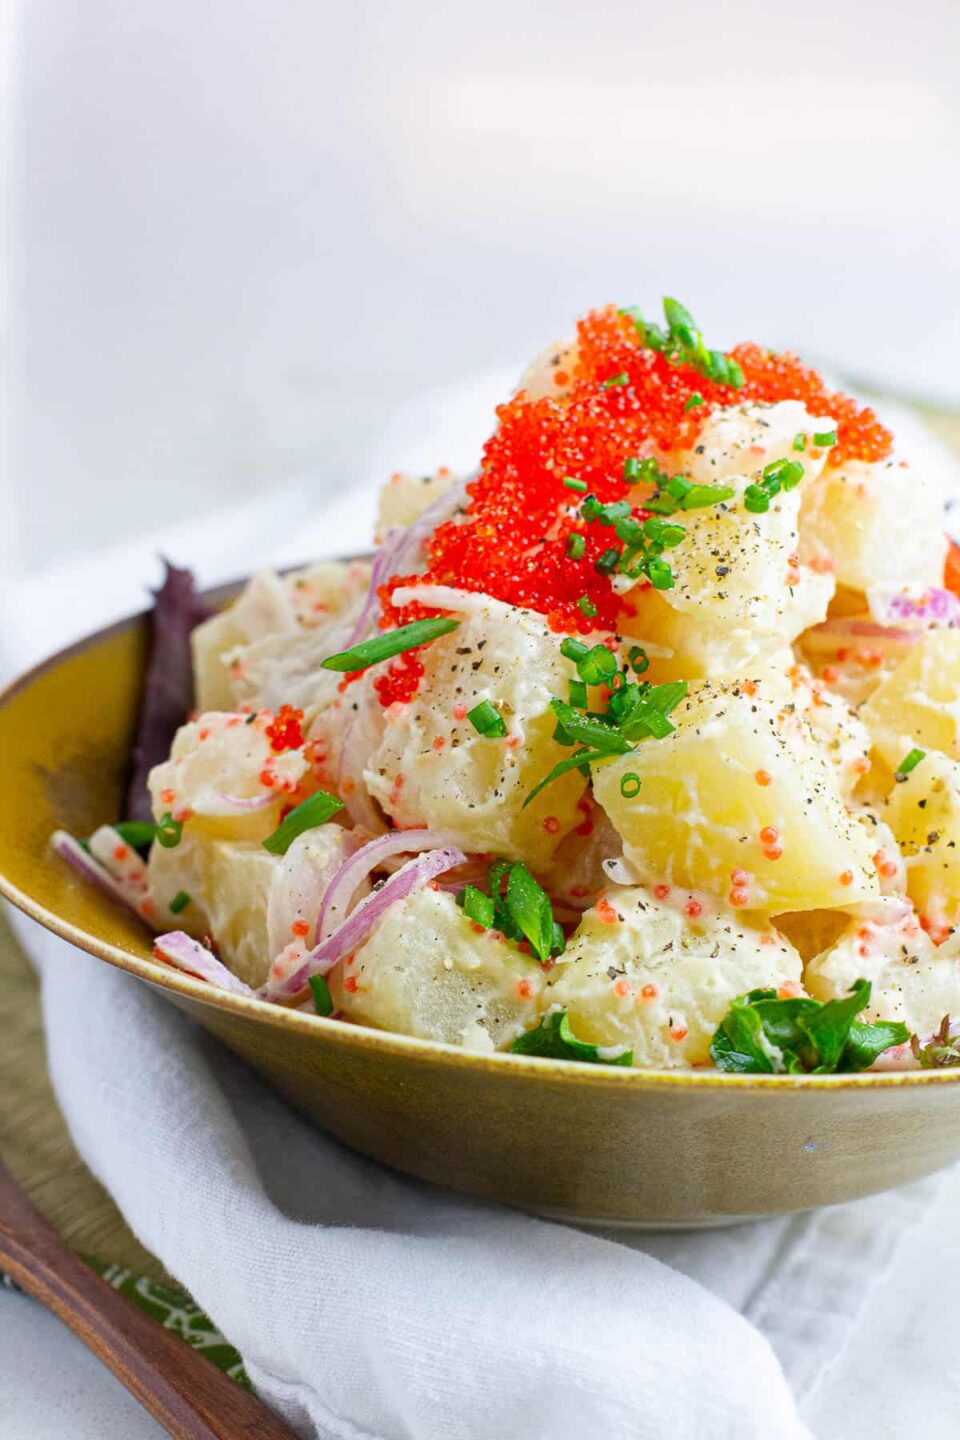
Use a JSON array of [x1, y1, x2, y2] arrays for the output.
[[321, 617, 460, 673], [458, 884, 496, 929], [262, 790, 344, 855], [309, 974, 334, 1017], [522, 747, 613, 808], [467, 700, 507, 738], [510, 1010, 633, 1066], [506, 862, 555, 960], [710, 979, 910, 1074], [911, 1015, 960, 1068], [169, 890, 191, 915], [549, 699, 633, 755]]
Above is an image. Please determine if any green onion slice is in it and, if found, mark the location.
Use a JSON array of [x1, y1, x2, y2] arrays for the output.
[[895, 748, 926, 779], [321, 617, 460, 673], [309, 974, 334, 1017], [169, 890, 191, 915], [156, 813, 184, 849], [262, 789, 344, 856], [620, 772, 641, 798], [114, 820, 161, 852], [467, 700, 507, 738]]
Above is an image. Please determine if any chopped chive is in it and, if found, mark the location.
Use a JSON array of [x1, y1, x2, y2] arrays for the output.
[[594, 547, 620, 576], [684, 392, 704, 412], [568, 679, 588, 709], [156, 812, 183, 849], [628, 645, 650, 675], [792, 432, 807, 451], [114, 820, 159, 852], [523, 747, 610, 808], [565, 532, 586, 559], [762, 458, 805, 490], [309, 974, 334, 1017], [620, 772, 641, 798], [169, 890, 191, 915], [576, 644, 618, 686], [623, 457, 642, 483], [560, 637, 590, 664], [467, 699, 507, 738], [895, 748, 926, 780], [262, 789, 344, 855], [646, 558, 675, 589], [813, 430, 837, 447], [577, 596, 598, 618], [676, 482, 734, 511], [563, 476, 588, 493], [601, 372, 629, 389], [321, 616, 459, 673], [743, 484, 771, 514]]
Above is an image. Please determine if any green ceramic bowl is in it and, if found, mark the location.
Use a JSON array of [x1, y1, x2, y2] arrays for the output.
[[3, 588, 960, 1227]]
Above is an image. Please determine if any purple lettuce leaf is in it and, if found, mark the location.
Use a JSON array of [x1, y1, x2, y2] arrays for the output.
[[125, 560, 209, 822]]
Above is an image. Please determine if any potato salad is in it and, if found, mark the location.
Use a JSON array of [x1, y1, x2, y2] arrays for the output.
[[54, 299, 960, 1074]]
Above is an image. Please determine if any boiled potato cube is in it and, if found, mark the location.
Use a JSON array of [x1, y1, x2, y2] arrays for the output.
[[593, 676, 879, 913], [884, 748, 960, 936], [548, 884, 802, 1069], [669, 400, 834, 488], [861, 631, 960, 771], [785, 663, 871, 800], [805, 896, 960, 1042], [620, 414, 834, 678], [376, 469, 459, 536], [147, 826, 355, 988], [799, 457, 947, 593], [148, 711, 313, 842], [329, 887, 546, 1050], [193, 561, 370, 714], [364, 591, 587, 867]]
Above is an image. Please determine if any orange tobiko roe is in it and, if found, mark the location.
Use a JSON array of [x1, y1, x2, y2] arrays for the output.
[[375, 305, 894, 705], [945, 540, 960, 599]]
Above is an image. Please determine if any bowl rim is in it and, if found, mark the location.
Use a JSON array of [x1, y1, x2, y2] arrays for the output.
[[3, 582, 959, 1095]]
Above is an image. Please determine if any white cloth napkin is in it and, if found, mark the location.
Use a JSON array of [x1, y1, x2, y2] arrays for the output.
[[4, 378, 958, 1440]]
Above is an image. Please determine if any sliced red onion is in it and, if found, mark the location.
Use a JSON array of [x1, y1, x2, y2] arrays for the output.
[[88, 825, 150, 897], [340, 529, 406, 651], [316, 827, 475, 941], [337, 697, 387, 832], [867, 584, 960, 631], [800, 615, 920, 655], [266, 845, 467, 1000], [386, 475, 470, 580], [153, 931, 255, 995], [52, 830, 145, 917], [191, 790, 276, 814]]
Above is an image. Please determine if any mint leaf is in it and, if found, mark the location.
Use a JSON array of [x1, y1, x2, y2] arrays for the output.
[[511, 1010, 633, 1066]]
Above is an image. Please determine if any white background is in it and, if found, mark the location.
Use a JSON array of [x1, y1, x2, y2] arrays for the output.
[[5, 0, 960, 578]]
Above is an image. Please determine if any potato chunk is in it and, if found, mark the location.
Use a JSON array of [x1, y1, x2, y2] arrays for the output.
[[364, 591, 586, 867], [884, 748, 960, 935], [861, 631, 960, 771], [621, 410, 835, 679], [376, 469, 459, 536], [593, 676, 879, 913], [805, 896, 960, 1041], [192, 561, 370, 714], [146, 826, 354, 988], [148, 711, 313, 842], [329, 887, 546, 1051], [799, 457, 947, 593], [548, 884, 802, 1069]]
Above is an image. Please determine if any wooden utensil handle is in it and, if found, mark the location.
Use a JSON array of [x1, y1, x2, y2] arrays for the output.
[[0, 1161, 298, 1439]]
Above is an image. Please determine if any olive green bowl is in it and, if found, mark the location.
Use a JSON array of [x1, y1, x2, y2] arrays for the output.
[[3, 591, 960, 1228]]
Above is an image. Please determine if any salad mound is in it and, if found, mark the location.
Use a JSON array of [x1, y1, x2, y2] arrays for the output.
[[54, 298, 960, 1073]]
